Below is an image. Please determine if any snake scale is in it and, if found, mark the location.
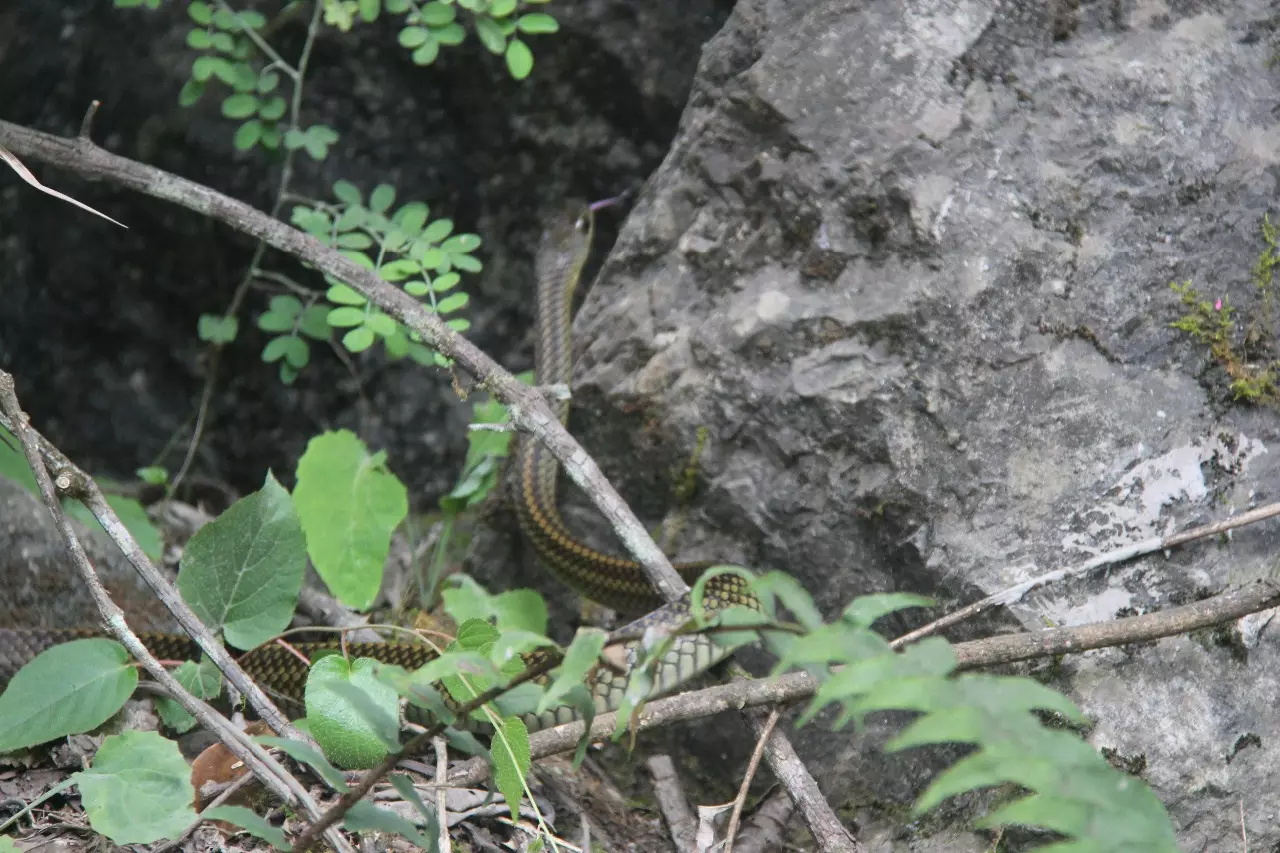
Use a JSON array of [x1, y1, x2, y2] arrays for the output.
[[0, 201, 757, 733]]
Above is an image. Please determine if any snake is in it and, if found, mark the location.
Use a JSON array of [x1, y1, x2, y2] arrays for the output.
[[0, 201, 757, 734]]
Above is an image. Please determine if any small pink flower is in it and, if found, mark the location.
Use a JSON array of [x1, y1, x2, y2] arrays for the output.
[[1215, 299, 1223, 311]]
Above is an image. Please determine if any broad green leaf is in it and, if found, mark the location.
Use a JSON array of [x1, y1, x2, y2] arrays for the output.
[[537, 628, 606, 714], [75, 731, 195, 843], [305, 656, 401, 769], [178, 78, 205, 106], [0, 639, 137, 752], [136, 465, 169, 485], [365, 313, 398, 338], [474, 15, 506, 53], [505, 39, 533, 79], [492, 589, 547, 634], [379, 258, 422, 281], [436, 291, 469, 313], [440, 233, 481, 253], [327, 283, 368, 306], [198, 313, 238, 343], [343, 800, 434, 849], [257, 95, 287, 121], [394, 203, 429, 234], [359, 0, 380, 21], [255, 735, 350, 791], [343, 326, 376, 352], [221, 93, 258, 118], [421, 218, 453, 243], [202, 805, 287, 848], [420, 2, 455, 25], [177, 473, 306, 650], [369, 184, 396, 214], [491, 715, 530, 822], [327, 306, 367, 328], [292, 430, 408, 609], [333, 180, 362, 205], [399, 26, 430, 48], [233, 119, 262, 150], [516, 12, 558, 33], [188, 1, 212, 24], [840, 592, 935, 629], [187, 29, 212, 49], [433, 22, 465, 45]]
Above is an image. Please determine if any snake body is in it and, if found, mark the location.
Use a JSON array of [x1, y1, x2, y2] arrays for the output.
[[0, 202, 754, 734]]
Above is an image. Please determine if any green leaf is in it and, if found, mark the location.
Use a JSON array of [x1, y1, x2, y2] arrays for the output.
[[365, 312, 398, 338], [537, 628, 606, 714], [491, 715, 531, 822], [191, 55, 229, 82], [254, 735, 350, 792], [198, 313, 239, 344], [412, 40, 440, 65], [136, 465, 169, 486], [327, 283, 368, 306], [394, 203, 429, 234], [428, 272, 458, 292], [257, 70, 280, 93], [333, 180, 362, 205], [440, 234, 481, 254], [75, 731, 195, 843], [505, 38, 533, 79], [516, 12, 558, 34], [446, 317, 471, 332], [420, 2, 456, 25], [474, 14, 506, 53], [187, 29, 212, 49], [221, 93, 259, 119], [369, 184, 396, 214], [176, 473, 307, 650], [327, 306, 367, 328], [335, 232, 374, 249], [451, 253, 482, 273], [178, 78, 206, 107], [305, 656, 401, 770], [436, 291, 469, 314], [0, 639, 137, 752], [202, 806, 287, 848], [358, 0, 381, 22], [379, 258, 422, 281], [258, 312, 295, 334], [421, 218, 453, 243], [398, 26, 430, 48], [432, 22, 465, 45], [188, 1, 213, 24], [489, 0, 517, 17], [257, 95, 287, 121], [292, 430, 409, 610], [492, 589, 547, 635], [233, 119, 263, 150], [343, 326, 376, 353], [840, 592, 934, 629], [299, 305, 333, 340]]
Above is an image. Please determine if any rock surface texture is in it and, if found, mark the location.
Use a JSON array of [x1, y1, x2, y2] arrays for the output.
[[523, 0, 1280, 848]]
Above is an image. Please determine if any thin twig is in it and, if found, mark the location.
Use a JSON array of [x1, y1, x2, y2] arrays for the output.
[[645, 755, 695, 853], [892, 500, 1280, 648], [723, 708, 780, 853], [434, 737, 450, 853]]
